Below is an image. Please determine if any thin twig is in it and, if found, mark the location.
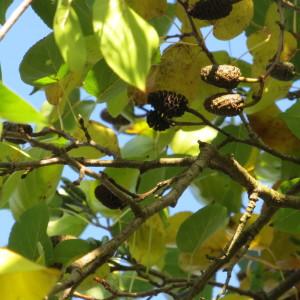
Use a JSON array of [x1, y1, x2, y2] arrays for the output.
[[0, 0, 33, 41]]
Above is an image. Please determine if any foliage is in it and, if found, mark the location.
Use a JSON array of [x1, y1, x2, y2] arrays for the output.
[[2, 0, 300, 299]]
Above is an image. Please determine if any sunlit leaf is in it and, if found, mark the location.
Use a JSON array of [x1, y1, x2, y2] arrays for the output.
[[54, 0, 87, 71], [93, 0, 159, 90], [69, 120, 120, 158], [0, 248, 60, 300], [213, 0, 254, 40], [0, 83, 46, 124]]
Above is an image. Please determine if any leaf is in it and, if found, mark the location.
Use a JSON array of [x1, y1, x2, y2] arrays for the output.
[[192, 170, 242, 213], [176, 204, 228, 252], [3, 154, 63, 218], [247, 104, 300, 155], [128, 214, 166, 267], [69, 120, 120, 158], [83, 59, 127, 101], [213, 0, 254, 40], [19, 34, 64, 86], [126, 0, 168, 20], [93, 0, 159, 90], [8, 204, 53, 263], [31, 0, 57, 28], [171, 127, 217, 156], [54, 0, 87, 72], [273, 208, 300, 233], [281, 102, 300, 140], [53, 239, 94, 265], [0, 83, 46, 124], [178, 228, 230, 271], [0, 248, 60, 300], [165, 212, 193, 246], [0, 0, 12, 24], [47, 212, 87, 237], [221, 295, 252, 300]]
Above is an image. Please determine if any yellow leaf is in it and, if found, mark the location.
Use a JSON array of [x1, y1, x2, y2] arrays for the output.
[[0, 248, 60, 300], [179, 229, 230, 271], [69, 120, 120, 158], [126, 0, 168, 20], [229, 214, 274, 250], [128, 214, 166, 267], [247, 104, 300, 154], [44, 82, 64, 106], [165, 212, 193, 246], [261, 230, 300, 270], [152, 43, 224, 103], [213, 0, 254, 40]]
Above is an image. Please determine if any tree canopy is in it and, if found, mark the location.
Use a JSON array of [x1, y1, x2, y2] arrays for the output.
[[1, 0, 300, 299]]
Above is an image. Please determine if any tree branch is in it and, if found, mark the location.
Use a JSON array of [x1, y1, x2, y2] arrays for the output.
[[0, 0, 33, 41]]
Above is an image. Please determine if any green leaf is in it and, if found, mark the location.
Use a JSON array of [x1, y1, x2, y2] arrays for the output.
[[3, 150, 63, 218], [54, 0, 87, 71], [31, 0, 57, 28], [176, 204, 228, 252], [19, 34, 64, 86], [8, 204, 53, 263], [53, 239, 94, 265], [47, 213, 87, 236], [83, 59, 127, 101], [273, 208, 300, 233], [0, 83, 46, 124], [171, 127, 217, 156], [0, 0, 12, 24], [192, 170, 242, 213], [72, 0, 94, 36], [93, 0, 159, 90], [281, 102, 300, 140], [107, 89, 129, 117]]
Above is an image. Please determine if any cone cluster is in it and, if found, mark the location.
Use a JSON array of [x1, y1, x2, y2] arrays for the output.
[[146, 91, 188, 131]]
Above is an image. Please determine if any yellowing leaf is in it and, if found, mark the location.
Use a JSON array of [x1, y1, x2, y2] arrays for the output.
[[152, 43, 223, 103], [179, 229, 230, 271], [229, 214, 274, 250], [93, 0, 159, 90], [126, 0, 168, 20], [69, 120, 120, 158], [165, 212, 192, 246], [128, 214, 166, 267], [213, 0, 254, 40], [44, 82, 64, 105], [0, 248, 60, 300], [247, 104, 300, 154]]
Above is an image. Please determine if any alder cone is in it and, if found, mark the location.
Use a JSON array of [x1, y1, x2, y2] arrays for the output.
[[146, 110, 171, 131], [269, 61, 296, 81], [148, 90, 188, 117], [204, 93, 244, 116], [94, 184, 126, 210], [2, 122, 33, 144], [188, 0, 232, 20], [200, 64, 241, 89]]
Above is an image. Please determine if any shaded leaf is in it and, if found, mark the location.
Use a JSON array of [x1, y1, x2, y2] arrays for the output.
[[8, 204, 53, 263], [176, 204, 228, 252]]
